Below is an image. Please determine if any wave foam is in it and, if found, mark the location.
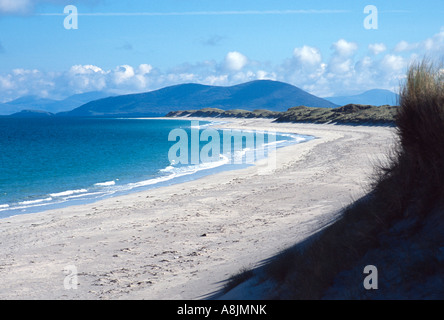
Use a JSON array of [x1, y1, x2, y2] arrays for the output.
[[18, 197, 53, 206], [126, 155, 230, 190], [94, 181, 116, 187], [50, 189, 88, 198]]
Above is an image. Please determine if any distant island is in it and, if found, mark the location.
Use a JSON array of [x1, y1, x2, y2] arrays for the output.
[[5, 110, 54, 118]]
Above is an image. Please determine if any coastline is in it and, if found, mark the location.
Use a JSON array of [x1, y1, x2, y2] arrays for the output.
[[0, 117, 307, 219], [0, 119, 396, 299]]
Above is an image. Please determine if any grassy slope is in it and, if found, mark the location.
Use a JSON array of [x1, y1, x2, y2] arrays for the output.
[[166, 104, 398, 125]]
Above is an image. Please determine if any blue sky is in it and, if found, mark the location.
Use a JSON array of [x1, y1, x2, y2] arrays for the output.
[[0, 0, 443, 101]]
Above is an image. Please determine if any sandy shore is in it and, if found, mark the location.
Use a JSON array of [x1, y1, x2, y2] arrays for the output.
[[0, 119, 396, 300]]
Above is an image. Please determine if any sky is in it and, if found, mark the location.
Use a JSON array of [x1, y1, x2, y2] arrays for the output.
[[0, 0, 443, 102]]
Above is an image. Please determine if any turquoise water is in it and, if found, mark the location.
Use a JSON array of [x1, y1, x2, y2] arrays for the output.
[[0, 117, 312, 218]]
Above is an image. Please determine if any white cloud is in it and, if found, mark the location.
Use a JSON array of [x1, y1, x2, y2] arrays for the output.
[[331, 39, 358, 57], [0, 0, 30, 14], [0, 0, 103, 15], [225, 51, 248, 71], [67, 64, 107, 92], [424, 28, 444, 53], [394, 40, 419, 52], [0, 74, 13, 90], [330, 59, 355, 74], [204, 74, 228, 86], [380, 54, 406, 73], [137, 64, 153, 75], [165, 72, 197, 83], [12, 68, 40, 76], [394, 28, 444, 56], [113, 65, 135, 84], [0, 67, 60, 100], [1, 28, 442, 102], [278, 38, 409, 96], [326, 39, 358, 77], [256, 70, 277, 80], [293, 45, 322, 66], [70, 64, 104, 75], [232, 71, 255, 83], [368, 43, 387, 55], [280, 45, 324, 89]]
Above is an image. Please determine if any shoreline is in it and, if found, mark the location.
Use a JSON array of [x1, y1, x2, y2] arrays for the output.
[[0, 117, 308, 219], [0, 119, 396, 299]]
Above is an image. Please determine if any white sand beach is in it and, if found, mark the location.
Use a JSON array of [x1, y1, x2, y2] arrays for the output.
[[0, 119, 396, 300]]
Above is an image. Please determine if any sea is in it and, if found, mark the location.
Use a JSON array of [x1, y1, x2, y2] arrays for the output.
[[0, 117, 313, 218]]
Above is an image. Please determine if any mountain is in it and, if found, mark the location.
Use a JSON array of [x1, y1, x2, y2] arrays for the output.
[[63, 80, 338, 117], [325, 89, 400, 106], [0, 91, 111, 115], [45, 91, 112, 113], [47, 91, 112, 113]]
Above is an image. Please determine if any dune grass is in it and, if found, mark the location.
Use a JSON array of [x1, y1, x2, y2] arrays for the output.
[[166, 104, 398, 125], [274, 104, 398, 125]]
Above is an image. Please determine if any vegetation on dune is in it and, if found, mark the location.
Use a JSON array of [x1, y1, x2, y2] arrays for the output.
[[166, 104, 398, 125], [275, 104, 397, 125], [165, 108, 281, 119], [216, 60, 444, 299]]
